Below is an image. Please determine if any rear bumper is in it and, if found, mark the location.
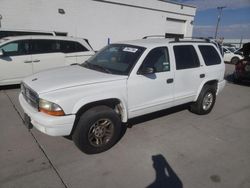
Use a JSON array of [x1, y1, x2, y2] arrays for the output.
[[217, 80, 226, 95], [19, 94, 75, 136]]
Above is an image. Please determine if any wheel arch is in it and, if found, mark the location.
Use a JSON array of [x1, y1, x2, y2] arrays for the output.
[[195, 80, 218, 101], [70, 98, 128, 135]]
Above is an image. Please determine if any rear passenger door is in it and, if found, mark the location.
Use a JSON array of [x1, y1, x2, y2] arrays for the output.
[[172, 45, 204, 105], [30, 39, 65, 73]]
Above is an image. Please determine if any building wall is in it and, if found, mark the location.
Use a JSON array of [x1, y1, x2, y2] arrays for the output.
[[0, 0, 196, 50]]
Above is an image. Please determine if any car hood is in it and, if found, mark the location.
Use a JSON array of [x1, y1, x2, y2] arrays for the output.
[[23, 65, 128, 94]]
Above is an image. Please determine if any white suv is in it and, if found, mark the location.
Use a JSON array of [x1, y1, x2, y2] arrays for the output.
[[0, 35, 94, 85], [19, 38, 225, 154]]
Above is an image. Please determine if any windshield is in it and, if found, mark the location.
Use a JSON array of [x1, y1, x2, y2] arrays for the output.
[[81, 44, 145, 75]]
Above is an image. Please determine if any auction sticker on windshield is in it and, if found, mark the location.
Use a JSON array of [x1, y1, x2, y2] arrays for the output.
[[123, 47, 138, 53]]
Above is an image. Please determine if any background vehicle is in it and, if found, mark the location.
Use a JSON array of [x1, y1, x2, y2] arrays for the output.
[[19, 38, 225, 154], [0, 35, 94, 85], [234, 48, 243, 56], [223, 46, 243, 64], [233, 43, 250, 82]]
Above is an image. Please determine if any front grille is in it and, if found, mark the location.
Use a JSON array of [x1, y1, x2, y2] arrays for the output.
[[21, 83, 39, 109]]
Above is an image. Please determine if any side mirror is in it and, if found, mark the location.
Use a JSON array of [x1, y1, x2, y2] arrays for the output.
[[140, 67, 155, 75]]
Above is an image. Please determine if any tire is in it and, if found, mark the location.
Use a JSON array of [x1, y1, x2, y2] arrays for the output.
[[189, 85, 216, 115], [72, 106, 121, 154], [231, 57, 240, 64]]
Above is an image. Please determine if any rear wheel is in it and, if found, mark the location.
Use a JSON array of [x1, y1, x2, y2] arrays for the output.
[[189, 85, 216, 115], [73, 106, 121, 154]]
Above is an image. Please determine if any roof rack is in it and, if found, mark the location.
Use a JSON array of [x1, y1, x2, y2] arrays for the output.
[[142, 35, 223, 55], [169, 37, 213, 43], [142, 35, 213, 43]]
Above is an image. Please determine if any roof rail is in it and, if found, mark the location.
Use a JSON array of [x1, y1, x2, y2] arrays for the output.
[[142, 35, 213, 42], [142, 35, 165, 39], [169, 37, 213, 43]]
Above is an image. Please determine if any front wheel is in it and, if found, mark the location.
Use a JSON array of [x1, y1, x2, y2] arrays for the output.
[[73, 106, 121, 154], [189, 85, 216, 115]]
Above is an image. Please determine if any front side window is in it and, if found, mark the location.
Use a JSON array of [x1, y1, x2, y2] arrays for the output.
[[0, 40, 30, 56], [199, 45, 221, 66], [139, 47, 170, 73], [81, 44, 145, 75], [174, 45, 200, 70]]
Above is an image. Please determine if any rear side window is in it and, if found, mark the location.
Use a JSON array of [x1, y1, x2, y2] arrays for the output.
[[30, 40, 89, 54], [199, 45, 221, 66], [174, 45, 200, 70], [31, 40, 60, 54]]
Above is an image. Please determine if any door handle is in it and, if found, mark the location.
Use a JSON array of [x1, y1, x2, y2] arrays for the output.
[[200, 74, 205, 78], [166, 78, 174, 84], [24, 60, 32, 63], [33, 59, 40, 63]]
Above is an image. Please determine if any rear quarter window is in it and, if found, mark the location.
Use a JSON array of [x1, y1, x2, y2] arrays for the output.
[[199, 45, 221, 66], [61, 41, 88, 53]]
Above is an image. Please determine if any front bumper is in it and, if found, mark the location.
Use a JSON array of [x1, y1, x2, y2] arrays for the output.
[[19, 94, 75, 136]]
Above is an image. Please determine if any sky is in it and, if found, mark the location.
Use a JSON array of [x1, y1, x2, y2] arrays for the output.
[[172, 0, 250, 39]]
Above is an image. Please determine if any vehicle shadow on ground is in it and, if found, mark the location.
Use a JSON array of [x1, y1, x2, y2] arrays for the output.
[[147, 154, 183, 188], [127, 104, 189, 128], [0, 84, 20, 90], [224, 74, 250, 87], [117, 104, 189, 144]]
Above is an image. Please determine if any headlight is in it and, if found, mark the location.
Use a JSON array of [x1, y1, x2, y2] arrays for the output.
[[39, 99, 65, 116]]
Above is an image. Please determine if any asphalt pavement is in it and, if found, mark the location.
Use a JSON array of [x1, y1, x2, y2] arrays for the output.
[[0, 64, 250, 188]]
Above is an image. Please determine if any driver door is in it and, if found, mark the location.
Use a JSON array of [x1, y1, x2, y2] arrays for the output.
[[127, 47, 174, 118]]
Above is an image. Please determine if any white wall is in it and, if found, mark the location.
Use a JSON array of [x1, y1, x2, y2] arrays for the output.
[[0, 0, 196, 50]]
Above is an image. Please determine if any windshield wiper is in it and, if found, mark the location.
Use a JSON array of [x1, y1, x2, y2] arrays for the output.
[[93, 64, 112, 74], [81, 61, 112, 74]]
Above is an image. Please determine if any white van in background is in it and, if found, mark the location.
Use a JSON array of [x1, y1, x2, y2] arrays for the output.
[[0, 35, 95, 85]]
